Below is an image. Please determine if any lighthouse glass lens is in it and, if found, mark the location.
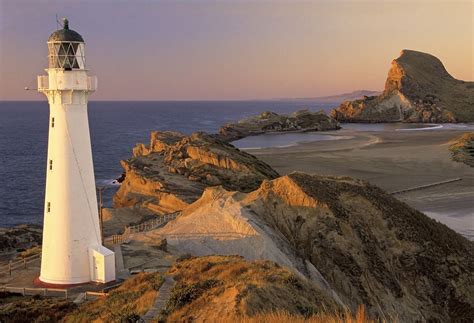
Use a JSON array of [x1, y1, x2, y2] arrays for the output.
[[48, 42, 84, 69]]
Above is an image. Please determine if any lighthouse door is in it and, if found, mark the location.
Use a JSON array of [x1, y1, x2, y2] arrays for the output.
[[91, 253, 105, 283]]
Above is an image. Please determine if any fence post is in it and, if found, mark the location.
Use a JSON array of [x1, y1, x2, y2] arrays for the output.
[[9, 261, 12, 276], [22, 288, 25, 296], [23, 257, 26, 269]]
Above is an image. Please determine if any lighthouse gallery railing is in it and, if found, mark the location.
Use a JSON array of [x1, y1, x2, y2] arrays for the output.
[[37, 75, 97, 91]]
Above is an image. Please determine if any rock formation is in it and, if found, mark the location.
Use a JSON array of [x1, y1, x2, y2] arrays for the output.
[[332, 50, 474, 123], [450, 132, 474, 167], [113, 131, 279, 215], [152, 172, 474, 322], [218, 109, 340, 142], [0, 225, 42, 253]]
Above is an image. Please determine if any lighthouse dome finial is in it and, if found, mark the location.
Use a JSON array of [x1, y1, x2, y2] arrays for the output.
[[63, 18, 69, 30], [48, 18, 84, 42]]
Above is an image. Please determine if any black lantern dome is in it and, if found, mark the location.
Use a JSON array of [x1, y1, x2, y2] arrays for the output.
[[47, 19, 86, 70], [48, 19, 84, 42]]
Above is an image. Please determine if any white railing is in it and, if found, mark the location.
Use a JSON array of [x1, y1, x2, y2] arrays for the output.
[[37, 75, 49, 91]]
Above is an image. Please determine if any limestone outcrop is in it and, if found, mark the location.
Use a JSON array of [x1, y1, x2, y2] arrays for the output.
[[219, 109, 340, 142], [113, 131, 279, 214], [332, 50, 474, 123], [153, 172, 474, 322]]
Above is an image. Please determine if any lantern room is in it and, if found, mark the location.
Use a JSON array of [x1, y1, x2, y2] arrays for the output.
[[47, 18, 85, 70]]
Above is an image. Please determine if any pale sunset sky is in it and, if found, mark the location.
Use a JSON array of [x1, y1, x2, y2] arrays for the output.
[[0, 0, 472, 100]]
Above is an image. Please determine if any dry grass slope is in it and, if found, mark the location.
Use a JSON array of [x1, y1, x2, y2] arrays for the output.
[[236, 306, 375, 323], [0, 292, 76, 323], [161, 255, 344, 322], [64, 272, 163, 323]]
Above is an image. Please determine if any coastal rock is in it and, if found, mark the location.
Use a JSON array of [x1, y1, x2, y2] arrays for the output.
[[218, 109, 340, 142], [153, 172, 474, 321], [450, 132, 474, 167], [0, 225, 42, 253], [113, 131, 279, 214], [332, 50, 474, 122]]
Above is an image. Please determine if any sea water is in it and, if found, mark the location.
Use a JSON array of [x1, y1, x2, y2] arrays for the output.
[[0, 100, 337, 226]]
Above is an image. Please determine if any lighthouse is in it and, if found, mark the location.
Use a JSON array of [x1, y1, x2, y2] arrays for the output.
[[37, 19, 115, 285]]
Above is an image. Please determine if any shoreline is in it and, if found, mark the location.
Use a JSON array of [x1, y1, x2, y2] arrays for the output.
[[247, 128, 474, 240]]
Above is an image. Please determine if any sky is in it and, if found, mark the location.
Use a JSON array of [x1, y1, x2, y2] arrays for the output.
[[0, 0, 472, 101]]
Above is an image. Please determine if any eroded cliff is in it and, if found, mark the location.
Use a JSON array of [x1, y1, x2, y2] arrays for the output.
[[113, 131, 278, 214], [152, 172, 474, 321], [332, 50, 474, 122]]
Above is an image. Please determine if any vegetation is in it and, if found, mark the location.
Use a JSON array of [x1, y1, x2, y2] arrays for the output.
[[449, 132, 474, 167], [236, 306, 377, 323], [64, 272, 163, 323], [161, 255, 343, 322], [0, 292, 76, 323]]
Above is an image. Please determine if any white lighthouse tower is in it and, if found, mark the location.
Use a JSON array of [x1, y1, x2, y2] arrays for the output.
[[37, 19, 115, 285]]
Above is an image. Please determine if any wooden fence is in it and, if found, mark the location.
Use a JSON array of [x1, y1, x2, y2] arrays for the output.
[[0, 286, 68, 299], [108, 212, 179, 245], [0, 252, 41, 276]]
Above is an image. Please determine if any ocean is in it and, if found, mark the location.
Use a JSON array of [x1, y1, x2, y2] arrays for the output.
[[0, 100, 338, 227]]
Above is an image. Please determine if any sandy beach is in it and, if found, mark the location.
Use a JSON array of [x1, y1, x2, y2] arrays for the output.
[[247, 127, 474, 240]]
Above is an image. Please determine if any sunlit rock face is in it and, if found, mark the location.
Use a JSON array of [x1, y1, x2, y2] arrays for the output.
[[332, 49, 474, 123], [113, 131, 279, 214], [143, 171, 474, 321]]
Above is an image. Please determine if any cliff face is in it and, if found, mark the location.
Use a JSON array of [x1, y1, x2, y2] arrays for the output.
[[242, 173, 474, 321], [158, 172, 474, 321], [332, 50, 474, 122], [219, 109, 340, 142], [114, 131, 279, 214]]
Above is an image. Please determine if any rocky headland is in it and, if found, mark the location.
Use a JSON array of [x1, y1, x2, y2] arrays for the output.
[[113, 131, 279, 217], [218, 109, 340, 142], [332, 49, 474, 123], [141, 172, 474, 322]]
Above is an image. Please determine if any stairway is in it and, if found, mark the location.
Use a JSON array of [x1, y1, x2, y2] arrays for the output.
[[141, 275, 175, 322]]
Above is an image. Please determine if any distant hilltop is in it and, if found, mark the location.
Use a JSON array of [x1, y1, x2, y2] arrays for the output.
[[277, 90, 381, 104], [332, 49, 474, 123]]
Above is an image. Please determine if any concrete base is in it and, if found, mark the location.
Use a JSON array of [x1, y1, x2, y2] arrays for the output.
[[33, 276, 94, 289]]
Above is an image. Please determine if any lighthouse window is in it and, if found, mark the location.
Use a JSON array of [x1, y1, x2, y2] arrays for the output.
[[49, 160, 53, 170], [51, 117, 55, 128], [47, 202, 51, 213]]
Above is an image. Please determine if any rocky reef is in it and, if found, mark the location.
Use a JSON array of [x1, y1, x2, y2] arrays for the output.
[[450, 132, 474, 167], [218, 109, 340, 142], [113, 131, 279, 214], [332, 50, 474, 123], [0, 225, 42, 254]]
